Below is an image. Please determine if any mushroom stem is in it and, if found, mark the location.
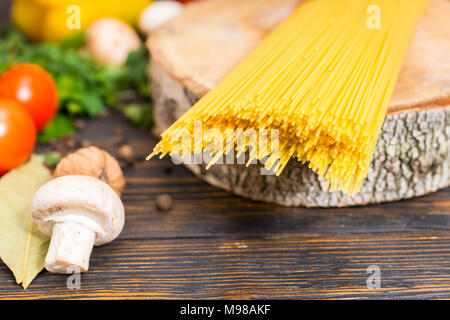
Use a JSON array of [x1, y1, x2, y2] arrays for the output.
[[45, 222, 96, 274]]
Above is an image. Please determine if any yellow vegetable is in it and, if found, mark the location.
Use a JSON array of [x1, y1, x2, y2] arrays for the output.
[[11, 0, 46, 42], [11, 0, 152, 42]]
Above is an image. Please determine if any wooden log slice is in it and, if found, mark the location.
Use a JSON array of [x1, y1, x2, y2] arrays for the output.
[[147, 0, 450, 207]]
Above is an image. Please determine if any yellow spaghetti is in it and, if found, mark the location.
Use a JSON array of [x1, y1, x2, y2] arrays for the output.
[[148, 0, 429, 196]]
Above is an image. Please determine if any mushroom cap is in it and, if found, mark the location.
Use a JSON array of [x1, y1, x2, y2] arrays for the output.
[[139, 1, 183, 34], [86, 18, 141, 65], [31, 175, 125, 245]]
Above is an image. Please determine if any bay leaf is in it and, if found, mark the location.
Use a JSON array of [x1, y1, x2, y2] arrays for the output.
[[0, 156, 52, 289]]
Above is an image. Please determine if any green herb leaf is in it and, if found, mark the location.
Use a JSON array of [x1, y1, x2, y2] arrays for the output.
[[41, 151, 63, 167], [78, 90, 105, 117], [121, 103, 153, 129], [58, 31, 86, 50], [38, 114, 74, 144]]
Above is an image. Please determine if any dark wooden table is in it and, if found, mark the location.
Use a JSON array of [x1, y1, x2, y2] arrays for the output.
[[0, 2, 450, 299], [0, 110, 448, 299]]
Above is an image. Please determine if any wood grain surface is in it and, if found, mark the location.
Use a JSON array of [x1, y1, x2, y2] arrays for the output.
[[0, 2, 449, 300], [0, 111, 449, 299]]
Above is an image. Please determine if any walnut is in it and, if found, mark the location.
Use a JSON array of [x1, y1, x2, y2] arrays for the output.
[[54, 147, 125, 196]]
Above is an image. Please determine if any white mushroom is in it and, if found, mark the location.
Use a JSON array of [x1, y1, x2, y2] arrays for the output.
[[30, 175, 125, 274], [139, 1, 183, 35], [86, 18, 141, 65]]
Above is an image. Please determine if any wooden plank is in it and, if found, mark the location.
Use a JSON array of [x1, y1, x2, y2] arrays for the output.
[[1, 233, 450, 299], [0, 111, 448, 299]]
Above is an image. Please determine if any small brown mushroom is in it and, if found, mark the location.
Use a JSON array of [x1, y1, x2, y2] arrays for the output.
[[86, 18, 141, 65], [54, 147, 125, 196]]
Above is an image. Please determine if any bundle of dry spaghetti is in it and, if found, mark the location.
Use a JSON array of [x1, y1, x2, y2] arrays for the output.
[[148, 0, 429, 196]]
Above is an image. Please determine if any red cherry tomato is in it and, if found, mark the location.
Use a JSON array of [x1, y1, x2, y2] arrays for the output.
[[0, 99, 37, 175], [0, 63, 58, 131]]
